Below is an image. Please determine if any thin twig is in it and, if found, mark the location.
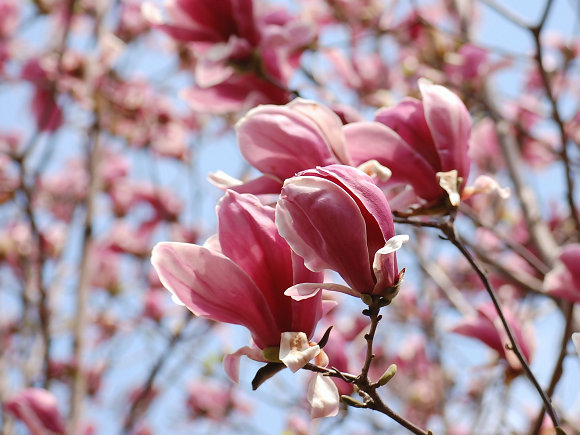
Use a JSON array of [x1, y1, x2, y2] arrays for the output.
[[530, 302, 575, 434], [528, 0, 580, 236], [122, 312, 194, 434], [476, 0, 530, 29]]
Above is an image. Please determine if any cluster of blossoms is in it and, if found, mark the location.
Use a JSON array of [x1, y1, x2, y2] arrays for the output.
[[151, 76, 509, 417]]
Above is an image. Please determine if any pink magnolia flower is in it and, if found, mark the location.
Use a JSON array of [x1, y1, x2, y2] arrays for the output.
[[543, 244, 580, 303], [151, 190, 325, 369], [344, 79, 471, 209], [215, 98, 351, 194], [145, 0, 314, 113], [277, 164, 408, 299], [21, 59, 64, 132], [3, 388, 66, 435], [450, 302, 535, 374], [186, 379, 250, 421]]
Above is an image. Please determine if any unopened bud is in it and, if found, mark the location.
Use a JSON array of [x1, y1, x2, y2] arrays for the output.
[[377, 364, 397, 387], [340, 395, 366, 408]]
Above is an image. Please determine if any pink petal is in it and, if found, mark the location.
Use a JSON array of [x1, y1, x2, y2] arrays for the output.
[[151, 242, 278, 348], [419, 79, 471, 182], [236, 104, 340, 180], [287, 98, 351, 165], [302, 165, 395, 264], [276, 175, 375, 293], [344, 122, 442, 201]]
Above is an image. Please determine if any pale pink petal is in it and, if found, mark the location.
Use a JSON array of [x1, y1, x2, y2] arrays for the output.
[[437, 169, 461, 206], [307, 374, 340, 418], [285, 283, 361, 300], [357, 159, 392, 182], [223, 346, 267, 383], [543, 261, 580, 303], [559, 244, 580, 287], [462, 175, 510, 200], [217, 191, 295, 329], [279, 332, 320, 372]]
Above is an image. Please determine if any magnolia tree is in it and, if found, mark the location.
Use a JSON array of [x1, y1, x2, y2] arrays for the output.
[[1, 0, 580, 434]]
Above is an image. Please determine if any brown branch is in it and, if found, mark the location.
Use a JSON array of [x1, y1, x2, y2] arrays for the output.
[[530, 302, 575, 434]]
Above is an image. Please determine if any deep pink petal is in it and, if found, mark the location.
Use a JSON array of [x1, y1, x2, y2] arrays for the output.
[[151, 241, 278, 348], [419, 80, 471, 183], [217, 191, 295, 332], [375, 98, 440, 170], [344, 122, 442, 201], [276, 175, 375, 293]]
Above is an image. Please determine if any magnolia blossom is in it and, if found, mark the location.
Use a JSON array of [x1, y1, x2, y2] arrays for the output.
[[3, 388, 66, 435], [277, 164, 408, 299], [343, 79, 471, 209], [151, 191, 326, 378], [543, 244, 580, 303]]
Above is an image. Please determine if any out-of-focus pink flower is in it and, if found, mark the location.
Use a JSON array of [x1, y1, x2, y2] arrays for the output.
[[543, 244, 580, 303], [325, 49, 391, 106], [145, 0, 314, 113], [115, 0, 151, 41], [344, 79, 471, 210], [277, 165, 408, 299], [0, 0, 19, 38], [3, 388, 66, 435], [186, 379, 250, 421], [444, 44, 511, 90], [21, 59, 64, 132], [219, 98, 351, 194], [450, 302, 535, 373], [151, 190, 324, 352]]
